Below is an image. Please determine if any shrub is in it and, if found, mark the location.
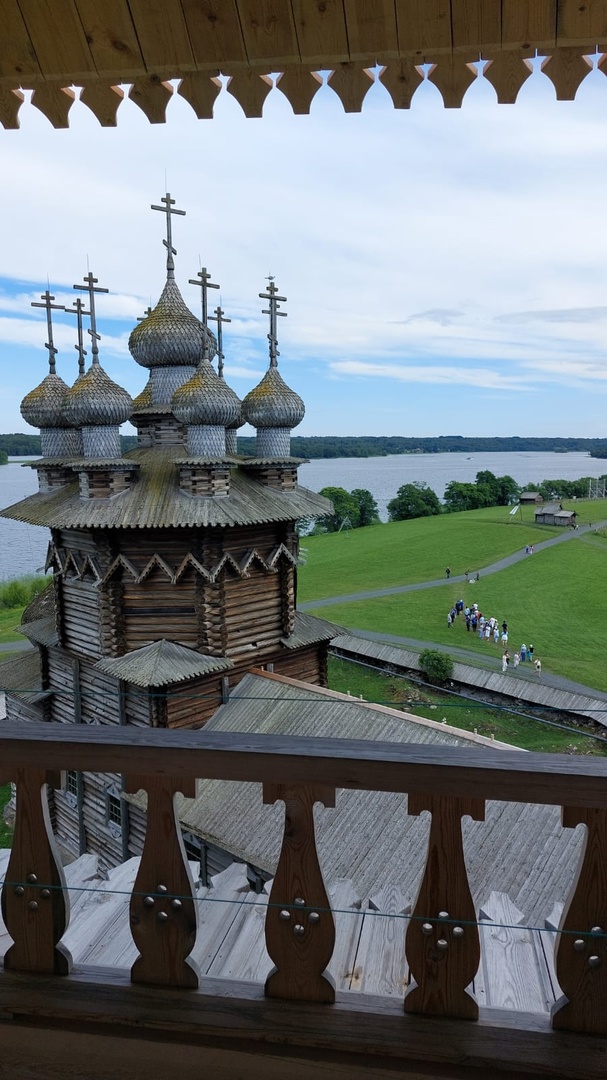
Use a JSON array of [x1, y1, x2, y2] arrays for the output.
[[419, 649, 454, 684], [0, 576, 49, 610]]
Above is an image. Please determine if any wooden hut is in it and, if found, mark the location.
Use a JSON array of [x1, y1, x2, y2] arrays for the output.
[[535, 502, 576, 526]]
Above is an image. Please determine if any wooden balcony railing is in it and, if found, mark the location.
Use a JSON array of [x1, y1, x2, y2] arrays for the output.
[[0, 720, 607, 1079]]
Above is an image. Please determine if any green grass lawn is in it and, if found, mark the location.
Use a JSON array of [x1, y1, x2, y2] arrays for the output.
[[0, 607, 25, 645], [327, 658, 607, 754], [298, 505, 571, 602], [0, 785, 13, 847], [318, 533, 607, 692]]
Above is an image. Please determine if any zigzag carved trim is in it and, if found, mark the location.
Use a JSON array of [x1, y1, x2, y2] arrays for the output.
[[102, 554, 140, 584], [63, 546, 298, 586], [136, 553, 175, 584], [174, 553, 212, 583]]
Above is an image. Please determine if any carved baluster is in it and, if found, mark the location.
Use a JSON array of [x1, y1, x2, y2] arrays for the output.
[[125, 775, 199, 989], [177, 72, 222, 119], [542, 49, 593, 100], [379, 61, 424, 109], [0, 767, 71, 974], [0, 87, 24, 130], [405, 794, 484, 1019], [226, 72, 273, 117], [79, 82, 124, 127], [482, 52, 532, 104], [427, 57, 477, 108], [326, 64, 374, 113], [275, 69, 323, 115], [552, 806, 607, 1035], [128, 77, 173, 124], [263, 783, 336, 1002], [30, 84, 75, 128]]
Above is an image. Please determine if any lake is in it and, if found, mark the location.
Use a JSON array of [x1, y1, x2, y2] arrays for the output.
[[1, 451, 606, 580]]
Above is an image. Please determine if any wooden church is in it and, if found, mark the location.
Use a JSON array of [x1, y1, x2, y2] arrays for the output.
[[1, 193, 336, 867]]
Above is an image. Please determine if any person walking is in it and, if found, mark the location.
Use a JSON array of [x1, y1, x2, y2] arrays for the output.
[[528, 644, 534, 664], [520, 643, 527, 663], [502, 652, 508, 673], [534, 658, 542, 676], [513, 651, 520, 669], [501, 629, 508, 646], [445, 566, 451, 579]]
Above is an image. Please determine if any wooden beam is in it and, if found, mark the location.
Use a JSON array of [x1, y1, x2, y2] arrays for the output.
[[0, 0, 42, 82], [291, 0, 350, 67], [16, 0, 95, 82], [181, 0, 248, 69], [394, 0, 452, 57], [2, 719, 607, 808], [127, 0, 195, 73], [236, 0, 300, 66], [73, 0, 145, 79], [343, 0, 399, 62]]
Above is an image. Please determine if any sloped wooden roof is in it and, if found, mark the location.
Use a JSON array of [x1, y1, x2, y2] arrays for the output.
[[0, 446, 331, 531], [127, 669, 582, 926], [3, 1, 607, 127]]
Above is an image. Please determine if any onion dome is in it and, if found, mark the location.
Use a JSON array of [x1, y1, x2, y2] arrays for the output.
[[172, 357, 241, 428], [242, 366, 305, 430], [133, 374, 153, 410], [63, 363, 133, 427], [20, 372, 72, 429], [128, 279, 216, 368]]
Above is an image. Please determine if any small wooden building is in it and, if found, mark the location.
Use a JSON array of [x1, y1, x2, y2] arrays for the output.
[[535, 502, 575, 526], [519, 491, 544, 505]]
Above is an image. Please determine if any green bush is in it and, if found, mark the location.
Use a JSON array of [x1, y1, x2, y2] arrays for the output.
[[419, 649, 454, 684], [0, 576, 49, 610]]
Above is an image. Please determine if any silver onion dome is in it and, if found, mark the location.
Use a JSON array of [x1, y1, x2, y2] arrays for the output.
[[129, 279, 217, 369], [172, 357, 241, 428], [241, 366, 305, 430], [20, 372, 72, 429], [63, 363, 133, 427]]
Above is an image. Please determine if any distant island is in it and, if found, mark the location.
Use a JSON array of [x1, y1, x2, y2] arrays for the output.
[[1, 432, 606, 461]]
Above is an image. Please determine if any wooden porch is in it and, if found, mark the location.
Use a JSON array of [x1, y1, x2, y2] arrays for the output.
[[0, 720, 606, 1079]]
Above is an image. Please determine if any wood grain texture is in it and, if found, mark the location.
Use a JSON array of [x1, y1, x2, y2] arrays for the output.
[[343, 0, 399, 61], [326, 64, 374, 113], [451, 0, 501, 52], [125, 774, 199, 989], [127, 0, 194, 71], [502, 0, 556, 49], [263, 782, 336, 1002], [128, 77, 174, 123], [237, 0, 300, 65], [405, 793, 484, 1018], [291, 0, 349, 66], [274, 68, 322, 114], [0, 86, 24, 128], [226, 71, 273, 116], [557, 0, 607, 46], [74, 0, 144, 77], [181, 0, 247, 68], [427, 56, 477, 107], [552, 806, 607, 1036], [0, 0, 41, 81], [542, 49, 593, 100], [378, 60, 423, 108], [0, 768, 71, 975], [395, 0, 451, 56], [482, 52, 533, 103], [16, 0, 94, 80], [79, 81, 123, 126], [30, 84, 76, 128], [176, 72, 221, 117]]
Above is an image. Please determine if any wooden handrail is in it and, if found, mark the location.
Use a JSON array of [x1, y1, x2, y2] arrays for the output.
[[1, 720, 607, 806], [1, 719, 607, 1039]]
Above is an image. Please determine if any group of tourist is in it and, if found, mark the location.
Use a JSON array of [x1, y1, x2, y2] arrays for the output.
[[446, 603, 542, 675]]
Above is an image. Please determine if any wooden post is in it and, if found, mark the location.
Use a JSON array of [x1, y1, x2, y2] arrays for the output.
[[263, 783, 336, 1003], [0, 768, 71, 975], [124, 775, 199, 989], [405, 793, 485, 1019], [552, 806, 607, 1035]]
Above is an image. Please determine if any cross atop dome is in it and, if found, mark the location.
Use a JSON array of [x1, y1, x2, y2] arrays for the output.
[[189, 265, 219, 327], [64, 296, 90, 376], [209, 302, 231, 379], [151, 192, 186, 279], [73, 272, 108, 366], [31, 289, 63, 374], [260, 276, 287, 368]]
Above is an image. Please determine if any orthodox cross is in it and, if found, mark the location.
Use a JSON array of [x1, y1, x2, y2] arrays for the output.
[[209, 303, 231, 379], [151, 192, 186, 275], [31, 289, 64, 374], [260, 276, 287, 367], [73, 272, 109, 365], [137, 306, 153, 321], [63, 297, 90, 376], [189, 266, 219, 327]]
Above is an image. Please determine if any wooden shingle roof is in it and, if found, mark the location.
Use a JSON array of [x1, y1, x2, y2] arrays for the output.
[[0, 446, 331, 531], [127, 670, 582, 927]]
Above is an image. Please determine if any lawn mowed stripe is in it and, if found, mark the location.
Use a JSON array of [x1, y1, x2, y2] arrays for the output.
[[297, 502, 604, 603], [317, 535, 607, 693]]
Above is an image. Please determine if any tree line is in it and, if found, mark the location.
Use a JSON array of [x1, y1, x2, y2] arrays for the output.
[[311, 470, 607, 531]]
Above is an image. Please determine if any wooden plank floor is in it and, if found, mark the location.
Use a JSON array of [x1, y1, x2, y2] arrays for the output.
[[0, 853, 559, 1014]]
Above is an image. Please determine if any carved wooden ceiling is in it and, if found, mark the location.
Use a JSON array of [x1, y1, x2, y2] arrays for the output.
[[3, 1, 607, 127]]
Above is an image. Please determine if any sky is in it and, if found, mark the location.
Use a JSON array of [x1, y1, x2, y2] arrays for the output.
[[2, 59, 607, 439]]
